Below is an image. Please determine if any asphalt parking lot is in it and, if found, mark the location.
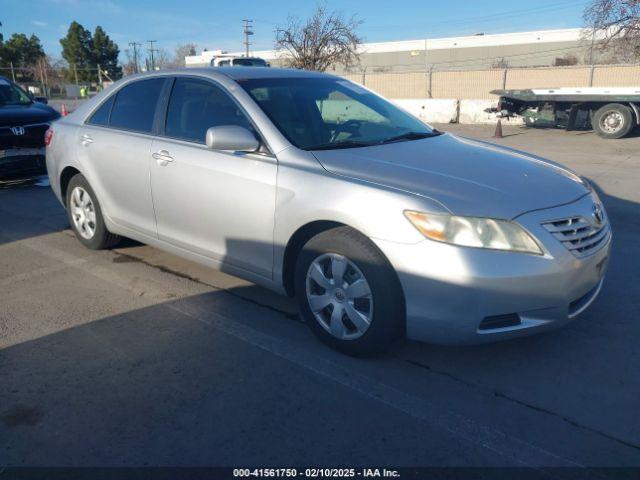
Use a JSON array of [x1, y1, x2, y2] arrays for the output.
[[1, 125, 639, 470]]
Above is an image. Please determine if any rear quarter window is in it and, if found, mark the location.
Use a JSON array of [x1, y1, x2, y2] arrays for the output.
[[87, 95, 115, 126]]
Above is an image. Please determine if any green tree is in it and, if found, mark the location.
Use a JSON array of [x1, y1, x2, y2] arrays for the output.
[[0, 33, 46, 81], [92, 26, 121, 79], [0, 33, 45, 67], [60, 21, 93, 82]]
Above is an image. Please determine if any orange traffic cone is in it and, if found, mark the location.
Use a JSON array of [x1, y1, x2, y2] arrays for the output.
[[61, 104, 68, 116], [493, 118, 503, 138]]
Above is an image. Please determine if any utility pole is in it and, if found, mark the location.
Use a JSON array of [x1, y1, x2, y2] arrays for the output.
[[242, 19, 253, 57], [128, 42, 142, 73], [97, 63, 103, 89], [147, 40, 158, 71], [588, 25, 597, 87]]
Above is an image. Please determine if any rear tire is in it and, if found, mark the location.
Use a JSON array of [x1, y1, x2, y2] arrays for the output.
[[592, 103, 634, 139], [66, 174, 120, 250], [294, 226, 404, 356]]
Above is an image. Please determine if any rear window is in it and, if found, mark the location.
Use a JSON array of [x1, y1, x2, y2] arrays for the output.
[[233, 58, 267, 67], [109, 78, 165, 133]]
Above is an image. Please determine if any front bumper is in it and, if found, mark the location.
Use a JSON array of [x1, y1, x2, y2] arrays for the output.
[[374, 194, 611, 345], [0, 153, 47, 180]]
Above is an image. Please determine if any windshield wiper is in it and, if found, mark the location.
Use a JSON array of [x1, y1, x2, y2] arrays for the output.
[[305, 140, 375, 151], [377, 130, 443, 144]]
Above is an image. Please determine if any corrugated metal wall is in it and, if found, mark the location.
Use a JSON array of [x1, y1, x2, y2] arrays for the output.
[[343, 64, 640, 99]]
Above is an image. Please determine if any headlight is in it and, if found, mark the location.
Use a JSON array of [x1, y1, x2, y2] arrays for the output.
[[404, 210, 543, 254]]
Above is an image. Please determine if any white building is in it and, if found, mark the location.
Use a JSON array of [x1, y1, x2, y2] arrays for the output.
[[185, 27, 594, 72]]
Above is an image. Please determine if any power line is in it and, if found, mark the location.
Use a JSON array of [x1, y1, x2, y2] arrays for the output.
[[242, 19, 254, 57], [359, 0, 589, 32]]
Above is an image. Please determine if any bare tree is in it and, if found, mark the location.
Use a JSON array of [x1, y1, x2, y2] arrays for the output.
[[154, 47, 171, 69], [553, 53, 579, 66], [122, 49, 139, 76], [584, 0, 640, 60], [174, 43, 197, 66], [275, 5, 362, 71], [491, 58, 509, 69]]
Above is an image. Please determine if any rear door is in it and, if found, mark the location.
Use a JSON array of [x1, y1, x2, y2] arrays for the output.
[[77, 77, 168, 237], [149, 76, 277, 278]]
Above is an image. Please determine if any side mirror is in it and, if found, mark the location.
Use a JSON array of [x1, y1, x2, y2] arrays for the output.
[[35, 96, 48, 104], [205, 126, 259, 152]]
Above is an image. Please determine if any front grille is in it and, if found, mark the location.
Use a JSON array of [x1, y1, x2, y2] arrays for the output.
[[541, 215, 610, 258], [0, 123, 49, 149]]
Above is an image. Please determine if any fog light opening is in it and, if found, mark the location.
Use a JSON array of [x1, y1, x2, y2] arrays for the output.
[[478, 314, 522, 331]]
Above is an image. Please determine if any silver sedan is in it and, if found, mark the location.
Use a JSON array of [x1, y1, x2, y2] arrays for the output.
[[46, 68, 611, 355]]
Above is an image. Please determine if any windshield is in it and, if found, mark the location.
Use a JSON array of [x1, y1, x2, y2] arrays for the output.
[[238, 77, 436, 150], [233, 58, 267, 67], [0, 79, 32, 107]]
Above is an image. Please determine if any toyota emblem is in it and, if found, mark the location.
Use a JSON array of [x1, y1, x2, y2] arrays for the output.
[[10, 126, 25, 136], [592, 203, 604, 226]]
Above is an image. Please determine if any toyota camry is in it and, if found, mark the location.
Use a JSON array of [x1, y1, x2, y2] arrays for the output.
[[45, 68, 611, 355]]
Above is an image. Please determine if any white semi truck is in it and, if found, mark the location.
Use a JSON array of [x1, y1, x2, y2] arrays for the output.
[[491, 87, 640, 139]]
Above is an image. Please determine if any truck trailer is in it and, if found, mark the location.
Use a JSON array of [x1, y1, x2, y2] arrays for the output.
[[491, 87, 640, 139]]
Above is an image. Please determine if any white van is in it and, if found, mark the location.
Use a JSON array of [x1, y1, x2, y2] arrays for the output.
[[211, 56, 269, 67]]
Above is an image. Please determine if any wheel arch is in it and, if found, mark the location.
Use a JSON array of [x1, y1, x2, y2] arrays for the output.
[[589, 101, 638, 122], [59, 166, 82, 207], [281, 220, 346, 297], [627, 102, 640, 125], [281, 222, 407, 324]]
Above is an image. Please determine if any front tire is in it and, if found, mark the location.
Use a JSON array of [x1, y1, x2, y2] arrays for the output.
[[592, 103, 634, 139], [294, 226, 404, 356], [66, 174, 120, 250]]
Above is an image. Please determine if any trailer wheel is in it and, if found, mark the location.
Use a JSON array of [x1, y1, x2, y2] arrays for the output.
[[592, 103, 634, 139]]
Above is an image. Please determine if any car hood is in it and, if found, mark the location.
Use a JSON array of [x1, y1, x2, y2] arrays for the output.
[[0, 102, 59, 127], [311, 133, 589, 219]]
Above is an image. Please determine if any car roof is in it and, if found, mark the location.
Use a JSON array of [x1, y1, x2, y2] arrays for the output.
[[128, 67, 335, 82], [201, 67, 334, 80]]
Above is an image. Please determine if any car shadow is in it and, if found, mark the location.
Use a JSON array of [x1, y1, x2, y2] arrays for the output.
[[0, 180, 68, 246]]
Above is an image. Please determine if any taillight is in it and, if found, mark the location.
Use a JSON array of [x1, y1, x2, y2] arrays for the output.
[[44, 128, 53, 147]]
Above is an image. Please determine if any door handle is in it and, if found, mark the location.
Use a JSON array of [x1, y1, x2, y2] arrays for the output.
[[152, 150, 174, 166], [80, 134, 93, 146]]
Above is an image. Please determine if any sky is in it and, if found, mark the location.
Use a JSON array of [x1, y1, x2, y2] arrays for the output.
[[1, 0, 591, 60]]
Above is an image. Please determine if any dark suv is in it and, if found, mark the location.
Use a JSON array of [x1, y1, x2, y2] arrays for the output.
[[0, 76, 60, 179]]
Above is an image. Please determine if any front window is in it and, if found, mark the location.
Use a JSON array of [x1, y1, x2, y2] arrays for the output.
[[238, 77, 437, 150], [0, 78, 32, 107], [164, 77, 253, 143]]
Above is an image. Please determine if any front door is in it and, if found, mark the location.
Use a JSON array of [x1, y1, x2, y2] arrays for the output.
[[149, 77, 277, 278]]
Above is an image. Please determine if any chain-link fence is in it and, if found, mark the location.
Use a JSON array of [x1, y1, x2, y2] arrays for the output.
[[342, 63, 640, 99], [0, 64, 119, 99]]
